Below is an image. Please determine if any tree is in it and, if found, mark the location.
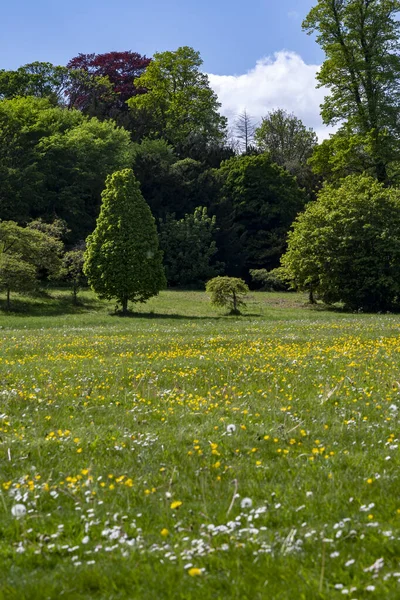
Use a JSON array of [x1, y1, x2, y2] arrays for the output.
[[0, 221, 62, 309], [131, 139, 221, 222], [234, 110, 256, 153], [206, 276, 249, 315], [67, 51, 150, 126], [84, 169, 166, 314], [254, 109, 318, 189], [159, 207, 222, 286], [215, 154, 305, 277], [281, 175, 400, 311], [0, 62, 70, 105], [0, 97, 132, 240], [61, 246, 86, 305], [127, 46, 227, 147], [303, 0, 400, 183]]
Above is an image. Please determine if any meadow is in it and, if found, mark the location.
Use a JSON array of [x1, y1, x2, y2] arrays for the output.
[[0, 290, 399, 599]]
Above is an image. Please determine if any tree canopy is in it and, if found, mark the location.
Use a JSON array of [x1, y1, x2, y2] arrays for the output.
[[0, 96, 132, 241], [303, 0, 400, 183], [127, 46, 227, 148]]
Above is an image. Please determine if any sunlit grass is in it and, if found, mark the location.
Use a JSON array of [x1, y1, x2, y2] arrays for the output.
[[0, 290, 399, 599]]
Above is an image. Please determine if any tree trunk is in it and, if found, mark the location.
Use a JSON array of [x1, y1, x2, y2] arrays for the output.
[[121, 297, 128, 315], [232, 290, 237, 312], [73, 285, 78, 306], [6, 287, 10, 310], [309, 287, 316, 305]]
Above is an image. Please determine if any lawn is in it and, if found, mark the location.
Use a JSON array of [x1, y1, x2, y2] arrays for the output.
[[0, 290, 399, 599]]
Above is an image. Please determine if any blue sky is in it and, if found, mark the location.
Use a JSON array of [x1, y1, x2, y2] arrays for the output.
[[1, 0, 332, 139], [1, 0, 321, 73]]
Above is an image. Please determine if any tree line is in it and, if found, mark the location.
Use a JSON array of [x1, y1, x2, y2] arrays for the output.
[[2, 0, 400, 311]]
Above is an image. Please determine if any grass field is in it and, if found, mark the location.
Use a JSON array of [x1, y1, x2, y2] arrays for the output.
[[0, 290, 399, 599]]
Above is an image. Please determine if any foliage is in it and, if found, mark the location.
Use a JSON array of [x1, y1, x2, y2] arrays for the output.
[[27, 218, 69, 240], [127, 46, 227, 147], [254, 108, 318, 193], [215, 154, 305, 276], [250, 268, 290, 291], [255, 109, 317, 170], [206, 276, 249, 314], [0, 62, 70, 105], [159, 207, 222, 286], [67, 51, 151, 126], [0, 96, 132, 240], [281, 175, 400, 311], [0, 220, 62, 308], [84, 169, 166, 313], [131, 139, 221, 221], [303, 0, 400, 183]]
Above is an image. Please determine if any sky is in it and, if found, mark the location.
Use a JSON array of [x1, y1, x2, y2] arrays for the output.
[[1, 0, 333, 139]]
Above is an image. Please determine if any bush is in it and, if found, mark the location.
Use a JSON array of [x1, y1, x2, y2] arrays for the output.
[[281, 175, 400, 311], [250, 268, 290, 291], [206, 276, 249, 314]]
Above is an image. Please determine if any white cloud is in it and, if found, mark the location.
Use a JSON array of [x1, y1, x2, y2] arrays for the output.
[[208, 51, 335, 142]]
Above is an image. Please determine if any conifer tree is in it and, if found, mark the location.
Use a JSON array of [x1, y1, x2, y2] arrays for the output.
[[84, 169, 166, 314]]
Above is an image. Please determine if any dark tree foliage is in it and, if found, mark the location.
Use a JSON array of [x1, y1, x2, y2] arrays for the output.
[[159, 207, 222, 286], [215, 154, 305, 278], [131, 139, 221, 221]]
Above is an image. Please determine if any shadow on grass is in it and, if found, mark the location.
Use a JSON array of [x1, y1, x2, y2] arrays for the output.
[[111, 311, 262, 320], [0, 294, 103, 317]]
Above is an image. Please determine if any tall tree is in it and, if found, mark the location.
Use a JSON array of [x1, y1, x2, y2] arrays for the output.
[[127, 46, 227, 147], [234, 110, 256, 153], [254, 109, 318, 190], [84, 169, 166, 314], [303, 0, 400, 183]]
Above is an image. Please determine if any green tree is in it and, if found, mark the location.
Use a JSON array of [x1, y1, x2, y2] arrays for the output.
[[206, 276, 249, 315], [127, 46, 227, 147], [215, 154, 305, 277], [84, 169, 166, 314], [281, 175, 400, 311], [303, 0, 400, 183], [254, 109, 318, 193], [159, 207, 222, 286], [0, 220, 62, 309], [0, 97, 132, 240], [0, 62, 70, 105], [61, 246, 86, 305]]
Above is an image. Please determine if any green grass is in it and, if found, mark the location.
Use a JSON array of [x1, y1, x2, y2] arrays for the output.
[[0, 289, 399, 599]]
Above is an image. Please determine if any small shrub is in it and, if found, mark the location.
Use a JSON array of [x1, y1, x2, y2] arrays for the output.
[[206, 276, 249, 315]]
